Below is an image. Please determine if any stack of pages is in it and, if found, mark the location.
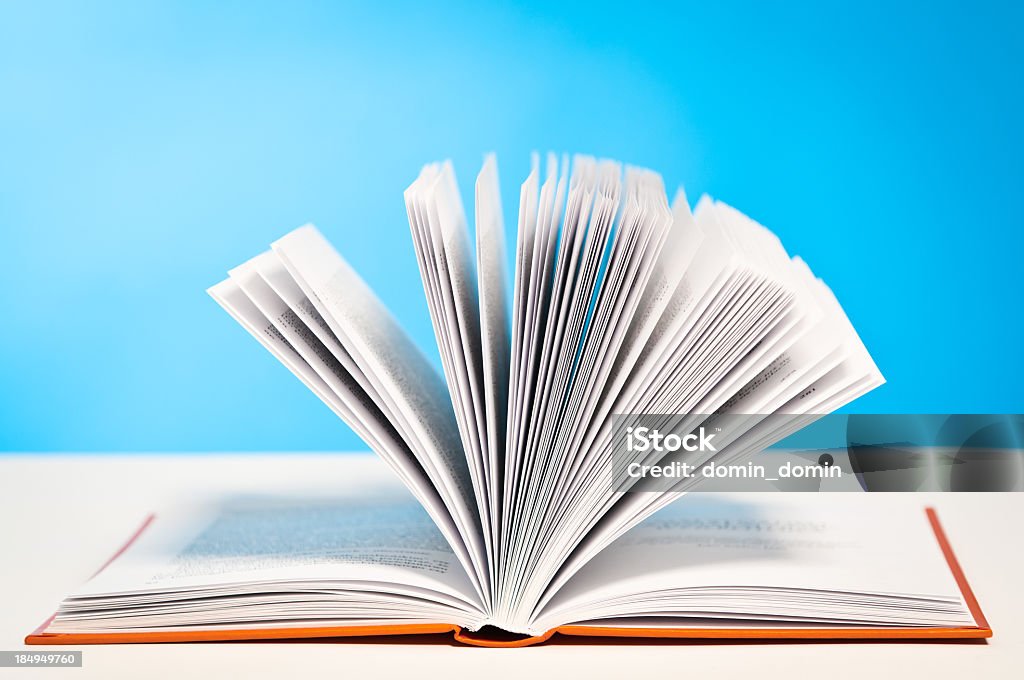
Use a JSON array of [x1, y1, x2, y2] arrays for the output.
[[29, 154, 988, 645]]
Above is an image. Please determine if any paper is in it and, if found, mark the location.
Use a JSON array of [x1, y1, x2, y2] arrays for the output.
[[193, 154, 893, 637], [535, 494, 972, 632], [52, 496, 486, 634]]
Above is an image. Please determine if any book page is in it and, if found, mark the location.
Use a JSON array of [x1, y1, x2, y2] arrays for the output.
[[522, 193, 887, 620], [405, 160, 495, 593], [535, 494, 972, 632], [207, 274, 479, 588], [270, 226, 488, 594], [475, 154, 511, 558], [503, 166, 677, 626], [74, 496, 483, 612]]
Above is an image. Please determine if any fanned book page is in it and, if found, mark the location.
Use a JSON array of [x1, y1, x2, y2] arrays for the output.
[[30, 154, 990, 646]]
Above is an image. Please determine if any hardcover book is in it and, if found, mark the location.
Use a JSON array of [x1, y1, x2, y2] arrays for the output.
[[28, 154, 989, 646]]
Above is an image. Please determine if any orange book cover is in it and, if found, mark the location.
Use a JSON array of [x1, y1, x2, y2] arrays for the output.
[[25, 507, 991, 647]]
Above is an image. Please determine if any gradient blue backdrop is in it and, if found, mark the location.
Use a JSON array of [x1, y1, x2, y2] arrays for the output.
[[2, 1, 1021, 452]]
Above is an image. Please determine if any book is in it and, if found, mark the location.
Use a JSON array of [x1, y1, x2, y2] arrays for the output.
[[28, 154, 989, 646]]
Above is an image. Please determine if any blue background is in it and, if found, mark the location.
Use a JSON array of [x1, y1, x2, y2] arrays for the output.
[[1, 1, 1021, 452]]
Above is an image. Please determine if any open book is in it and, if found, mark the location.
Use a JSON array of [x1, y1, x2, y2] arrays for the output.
[[28, 155, 989, 645]]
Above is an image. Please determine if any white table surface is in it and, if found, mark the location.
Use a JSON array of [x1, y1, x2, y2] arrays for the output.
[[1, 453, 1021, 679]]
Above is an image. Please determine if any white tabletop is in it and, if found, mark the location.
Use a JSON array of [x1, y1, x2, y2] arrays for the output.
[[1, 453, 1021, 679]]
